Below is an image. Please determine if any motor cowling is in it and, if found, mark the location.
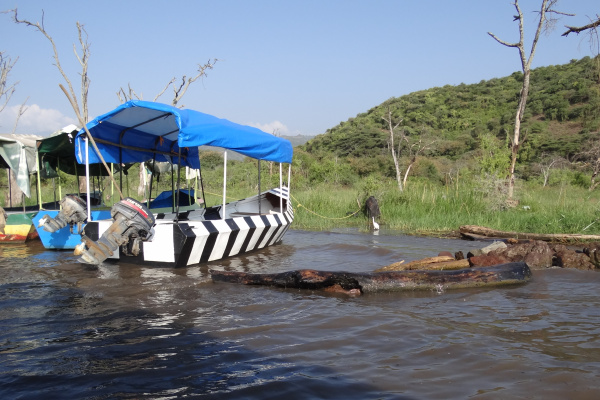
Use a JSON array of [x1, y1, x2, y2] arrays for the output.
[[38, 195, 88, 233], [75, 197, 155, 265]]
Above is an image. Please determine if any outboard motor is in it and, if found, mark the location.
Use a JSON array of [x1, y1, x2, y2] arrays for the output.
[[38, 195, 88, 233], [75, 197, 155, 265]]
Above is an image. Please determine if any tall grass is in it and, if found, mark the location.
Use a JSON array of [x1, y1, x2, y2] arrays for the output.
[[4, 164, 600, 236], [290, 180, 600, 235]]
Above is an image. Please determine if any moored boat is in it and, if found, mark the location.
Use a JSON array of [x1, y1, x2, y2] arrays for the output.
[[71, 100, 294, 267], [0, 211, 38, 243], [0, 133, 46, 243]]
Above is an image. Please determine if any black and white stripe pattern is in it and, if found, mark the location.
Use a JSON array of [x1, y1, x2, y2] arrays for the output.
[[181, 209, 293, 266], [84, 208, 294, 267]]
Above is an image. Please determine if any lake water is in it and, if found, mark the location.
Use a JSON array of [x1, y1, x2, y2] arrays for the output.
[[1, 229, 599, 399]]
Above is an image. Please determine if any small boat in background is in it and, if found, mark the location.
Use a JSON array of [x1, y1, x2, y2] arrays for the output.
[[0, 133, 47, 243]]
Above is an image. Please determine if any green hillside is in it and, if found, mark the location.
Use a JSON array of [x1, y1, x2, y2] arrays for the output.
[[301, 56, 600, 180]]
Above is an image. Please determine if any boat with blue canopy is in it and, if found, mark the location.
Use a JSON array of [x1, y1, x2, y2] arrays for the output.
[[71, 100, 294, 267]]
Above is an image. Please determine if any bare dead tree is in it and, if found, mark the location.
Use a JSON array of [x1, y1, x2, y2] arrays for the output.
[[382, 108, 404, 191], [533, 153, 567, 186], [117, 59, 218, 108], [6, 8, 92, 195], [382, 108, 436, 191], [0, 51, 18, 114], [6, 9, 91, 123], [488, 0, 572, 200], [74, 22, 90, 122], [116, 83, 142, 103], [402, 135, 436, 190], [158, 59, 218, 107]]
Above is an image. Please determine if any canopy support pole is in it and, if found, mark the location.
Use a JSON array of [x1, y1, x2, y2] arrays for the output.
[[287, 164, 291, 212], [85, 137, 91, 221], [8, 168, 12, 207], [175, 148, 182, 220], [57, 158, 62, 207], [279, 163, 283, 213], [222, 151, 227, 220], [199, 166, 206, 209], [36, 151, 42, 210], [171, 161, 175, 213], [258, 160, 261, 215]]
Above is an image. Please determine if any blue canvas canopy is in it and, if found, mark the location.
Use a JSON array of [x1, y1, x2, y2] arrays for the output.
[[75, 100, 293, 169]]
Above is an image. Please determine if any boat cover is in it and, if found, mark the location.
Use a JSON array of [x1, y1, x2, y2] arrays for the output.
[[0, 133, 42, 197], [75, 101, 293, 168], [149, 188, 196, 209], [37, 125, 129, 178]]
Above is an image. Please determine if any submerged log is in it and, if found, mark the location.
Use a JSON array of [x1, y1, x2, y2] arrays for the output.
[[210, 262, 531, 295], [460, 225, 600, 243]]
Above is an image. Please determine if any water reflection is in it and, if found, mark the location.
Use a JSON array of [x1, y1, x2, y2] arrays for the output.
[[2, 230, 600, 399]]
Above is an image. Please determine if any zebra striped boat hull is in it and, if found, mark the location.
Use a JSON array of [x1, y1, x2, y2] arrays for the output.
[[82, 208, 294, 267]]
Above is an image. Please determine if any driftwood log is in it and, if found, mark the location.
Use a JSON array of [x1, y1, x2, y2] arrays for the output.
[[211, 262, 531, 295], [375, 255, 470, 272], [460, 225, 600, 243]]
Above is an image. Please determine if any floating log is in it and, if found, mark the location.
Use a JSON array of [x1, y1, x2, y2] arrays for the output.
[[460, 225, 600, 243], [210, 262, 531, 295], [375, 256, 470, 272]]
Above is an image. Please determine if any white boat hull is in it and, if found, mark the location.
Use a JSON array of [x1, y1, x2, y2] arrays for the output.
[[80, 189, 293, 267]]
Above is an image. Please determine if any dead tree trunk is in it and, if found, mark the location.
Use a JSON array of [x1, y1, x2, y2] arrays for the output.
[[488, 0, 569, 199], [382, 108, 404, 192]]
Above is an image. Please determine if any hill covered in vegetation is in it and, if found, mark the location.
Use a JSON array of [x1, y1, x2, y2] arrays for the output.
[[300, 56, 600, 186]]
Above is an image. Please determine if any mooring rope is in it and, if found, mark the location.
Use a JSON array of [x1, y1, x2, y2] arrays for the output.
[[290, 193, 362, 220]]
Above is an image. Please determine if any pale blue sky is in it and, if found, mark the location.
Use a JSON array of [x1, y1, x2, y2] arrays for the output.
[[1, 0, 598, 136]]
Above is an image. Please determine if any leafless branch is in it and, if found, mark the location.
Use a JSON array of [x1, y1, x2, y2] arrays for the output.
[[10, 97, 28, 134], [74, 22, 91, 122], [117, 83, 142, 103], [562, 15, 600, 36], [152, 78, 175, 102], [153, 59, 218, 107], [0, 51, 18, 114]]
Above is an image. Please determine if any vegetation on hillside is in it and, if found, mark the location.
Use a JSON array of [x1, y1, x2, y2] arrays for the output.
[[302, 56, 600, 185]]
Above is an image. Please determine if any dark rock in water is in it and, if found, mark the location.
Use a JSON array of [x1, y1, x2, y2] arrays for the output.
[[468, 240, 597, 270], [455, 251, 464, 260], [469, 254, 510, 267], [552, 244, 596, 270], [488, 240, 554, 269]]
